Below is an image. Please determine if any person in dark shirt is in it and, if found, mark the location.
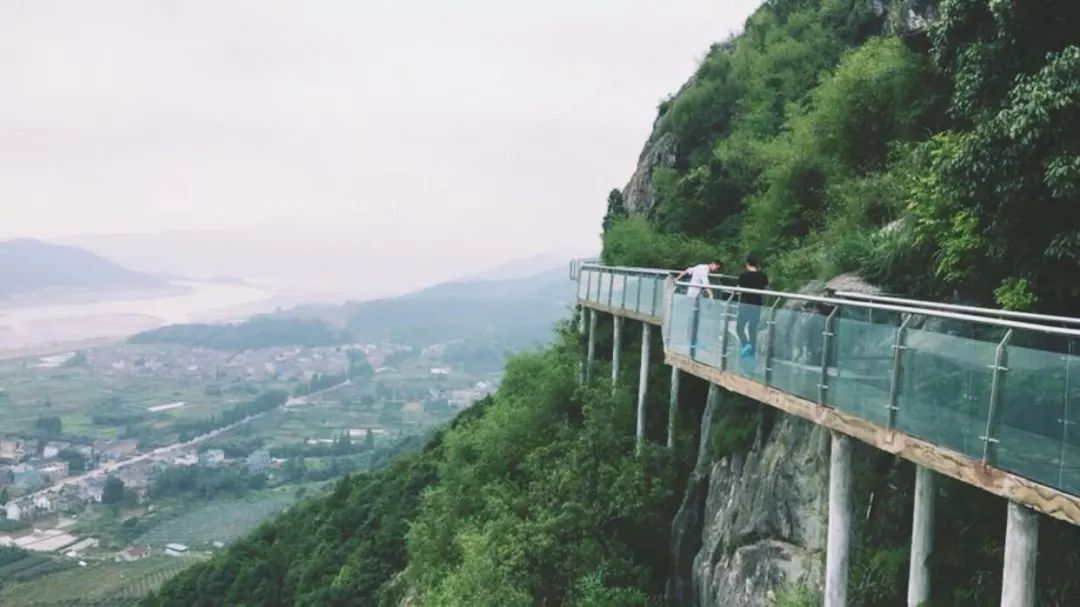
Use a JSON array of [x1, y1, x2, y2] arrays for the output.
[[737, 255, 768, 357]]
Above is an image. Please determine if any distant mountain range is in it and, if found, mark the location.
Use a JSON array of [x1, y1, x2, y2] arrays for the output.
[[0, 239, 164, 297]]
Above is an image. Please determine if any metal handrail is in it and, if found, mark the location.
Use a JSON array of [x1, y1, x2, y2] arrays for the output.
[[580, 262, 733, 282], [833, 290, 1080, 327], [672, 280, 1080, 339]]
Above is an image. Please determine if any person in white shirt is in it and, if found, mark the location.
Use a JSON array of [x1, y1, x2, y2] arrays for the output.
[[675, 261, 721, 298]]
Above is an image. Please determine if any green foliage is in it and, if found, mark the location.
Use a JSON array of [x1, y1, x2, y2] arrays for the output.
[[706, 396, 760, 460], [57, 448, 87, 473], [33, 415, 62, 437], [601, 189, 627, 232], [774, 583, 822, 607], [406, 330, 680, 604], [993, 277, 1038, 311], [146, 434, 439, 606], [102, 476, 125, 505], [602, 216, 722, 269]]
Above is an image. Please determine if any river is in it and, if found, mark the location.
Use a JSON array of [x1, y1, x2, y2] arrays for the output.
[[0, 281, 276, 356]]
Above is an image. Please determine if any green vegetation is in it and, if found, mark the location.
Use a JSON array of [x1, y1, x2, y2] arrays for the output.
[[129, 318, 351, 350], [174, 390, 287, 442], [609, 0, 1079, 312], [1, 556, 195, 606], [0, 547, 72, 590], [135, 493, 298, 549]]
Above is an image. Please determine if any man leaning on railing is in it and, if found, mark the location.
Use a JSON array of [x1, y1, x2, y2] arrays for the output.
[[674, 261, 721, 300]]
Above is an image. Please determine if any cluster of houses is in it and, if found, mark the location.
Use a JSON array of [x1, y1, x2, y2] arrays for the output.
[[2, 432, 276, 522], [0, 438, 138, 493], [83, 343, 358, 384]]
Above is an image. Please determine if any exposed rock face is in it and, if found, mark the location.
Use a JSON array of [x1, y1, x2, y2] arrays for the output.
[[692, 413, 830, 606], [621, 126, 677, 216]]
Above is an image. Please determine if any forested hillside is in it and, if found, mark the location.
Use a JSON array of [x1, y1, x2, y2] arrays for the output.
[[149, 1, 1080, 605]]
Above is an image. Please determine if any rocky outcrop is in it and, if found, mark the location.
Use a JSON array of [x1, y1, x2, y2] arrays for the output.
[[692, 413, 830, 607], [621, 123, 678, 216]]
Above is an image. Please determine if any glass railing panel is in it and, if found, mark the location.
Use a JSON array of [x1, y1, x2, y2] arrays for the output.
[[895, 324, 996, 460], [769, 306, 827, 403], [624, 275, 641, 313], [597, 271, 611, 304], [727, 301, 767, 383], [828, 314, 894, 426], [693, 297, 725, 367], [610, 273, 626, 309], [996, 332, 1070, 491], [640, 277, 658, 317], [668, 293, 694, 357], [577, 269, 590, 300], [1064, 340, 1080, 494]]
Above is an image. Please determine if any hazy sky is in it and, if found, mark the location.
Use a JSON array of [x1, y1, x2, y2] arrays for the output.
[[1, 0, 760, 289]]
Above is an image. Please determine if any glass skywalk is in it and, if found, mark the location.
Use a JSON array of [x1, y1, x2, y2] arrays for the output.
[[577, 264, 1080, 498]]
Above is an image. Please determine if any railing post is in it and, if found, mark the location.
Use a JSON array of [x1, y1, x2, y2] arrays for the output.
[[585, 269, 594, 302], [620, 273, 628, 310], [1058, 342, 1075, 487], [689, 296, 702, 361], [606, 271, 615, 308], [652, 275, 663, 317], [718, 294, 733, 371], [819, 306, 839, 405], [981, 329, 1013, 465], [887, 314, 913, 429], [763, 298, 782, 386], [634, 274, 643, 314]]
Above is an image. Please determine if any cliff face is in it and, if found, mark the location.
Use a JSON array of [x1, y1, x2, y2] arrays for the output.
[[694, 415, 829, 606], [621, 119, 678, 215]]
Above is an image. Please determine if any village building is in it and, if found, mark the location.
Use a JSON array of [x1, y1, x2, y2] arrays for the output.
[[246, 449, 271, 473], [165, 543, 189, 557], [115, 545, 152, 562], [198, 449, 226, 467]]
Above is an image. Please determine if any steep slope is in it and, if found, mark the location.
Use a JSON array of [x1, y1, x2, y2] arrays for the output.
[[0, 239, 163, 296]]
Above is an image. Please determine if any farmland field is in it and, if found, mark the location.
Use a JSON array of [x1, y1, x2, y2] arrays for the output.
[[135, 491, 298, 548], [0, 555, 198, 606], [0, 344, 296, 445]]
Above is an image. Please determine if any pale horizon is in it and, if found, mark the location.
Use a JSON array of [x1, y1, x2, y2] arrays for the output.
[[1, 0, 762, 290]]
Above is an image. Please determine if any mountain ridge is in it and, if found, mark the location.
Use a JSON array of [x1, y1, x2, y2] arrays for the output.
[[0, 239, 165, 297]]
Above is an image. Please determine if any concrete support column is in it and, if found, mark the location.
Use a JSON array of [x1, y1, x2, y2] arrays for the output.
[[667, 367, 680, 449], [612, 316, 624, 393], [825, 431, 853, 607], [1001, 502, 1039, 607], [586, 309, 597, 383], [907, 465, 935, 607], [578, 307, 587, 384], [636, 323, 652, 454]]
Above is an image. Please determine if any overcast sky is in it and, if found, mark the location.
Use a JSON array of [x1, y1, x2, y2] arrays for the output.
[[0, 0, 760, 290]]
